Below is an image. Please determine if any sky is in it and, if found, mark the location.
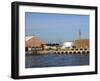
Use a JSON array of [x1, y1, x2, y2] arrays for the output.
[[25, 12, 89, 43]]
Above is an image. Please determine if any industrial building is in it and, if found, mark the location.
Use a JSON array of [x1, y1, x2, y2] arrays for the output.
[[25, 36, 43, 51], [61, 41, 73, 49], [73, 39, 89, 49], [60, 39, 89, 50]]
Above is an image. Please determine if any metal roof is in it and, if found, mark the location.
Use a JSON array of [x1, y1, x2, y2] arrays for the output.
[[25, 36, 35, 41]]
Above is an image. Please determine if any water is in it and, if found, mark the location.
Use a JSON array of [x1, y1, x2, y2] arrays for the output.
[[25, 54, 89, 68]]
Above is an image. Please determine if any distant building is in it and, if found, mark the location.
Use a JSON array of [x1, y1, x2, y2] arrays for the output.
[[61, 41, 73, 49], [25, 36, 43, 51], [42, 43, 59, 50], [73, 39, 89, 49]]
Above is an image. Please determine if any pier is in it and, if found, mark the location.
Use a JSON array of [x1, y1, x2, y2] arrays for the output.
[[26, 48, 89, 55], [54, 50, 89, 54]]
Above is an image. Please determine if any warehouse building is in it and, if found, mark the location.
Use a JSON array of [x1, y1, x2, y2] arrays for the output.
[[60, 39, 89, 50], [73, 39, 89, 49], [61, 41, 73, 49], [25, 36, 43, 51]]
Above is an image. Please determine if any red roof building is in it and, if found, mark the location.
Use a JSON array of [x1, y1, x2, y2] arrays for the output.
[[25, 36, 43, 48]]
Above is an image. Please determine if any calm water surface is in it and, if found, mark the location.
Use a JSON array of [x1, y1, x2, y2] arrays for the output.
[[25, 54, 89, 68]]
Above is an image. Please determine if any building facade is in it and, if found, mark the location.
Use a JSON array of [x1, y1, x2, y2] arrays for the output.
[[25, 36, 43, 51], [73, 39, 89, 49]]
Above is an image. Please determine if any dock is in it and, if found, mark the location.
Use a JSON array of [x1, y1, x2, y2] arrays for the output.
[[26, 48, 89, 55]]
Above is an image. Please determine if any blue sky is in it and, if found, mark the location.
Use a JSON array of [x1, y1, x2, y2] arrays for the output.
[[25, 12, 89, 43]]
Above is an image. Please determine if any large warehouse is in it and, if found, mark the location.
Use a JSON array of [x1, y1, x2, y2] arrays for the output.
[[73, 39, 89, 49], [25, 36, 43, 49]]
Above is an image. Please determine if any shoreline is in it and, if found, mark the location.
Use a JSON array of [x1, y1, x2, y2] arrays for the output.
[[26, 50, 89, 56]]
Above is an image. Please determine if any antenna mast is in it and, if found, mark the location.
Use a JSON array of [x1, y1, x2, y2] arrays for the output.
[[79, 29, 81, 39]]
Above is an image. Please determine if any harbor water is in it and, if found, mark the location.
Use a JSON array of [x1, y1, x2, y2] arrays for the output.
[[25, 54, 89, 68]]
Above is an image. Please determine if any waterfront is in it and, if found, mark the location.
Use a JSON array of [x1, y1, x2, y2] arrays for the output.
[[25, 54, 89, 68]]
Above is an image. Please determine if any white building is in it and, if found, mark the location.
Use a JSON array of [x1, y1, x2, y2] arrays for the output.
[[61, 41, 73, 49]]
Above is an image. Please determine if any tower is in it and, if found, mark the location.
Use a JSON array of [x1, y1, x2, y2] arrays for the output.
[[79, 29, 81, 39]]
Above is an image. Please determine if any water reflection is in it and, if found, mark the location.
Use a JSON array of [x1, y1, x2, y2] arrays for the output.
[[25, 54, 89, 68]]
